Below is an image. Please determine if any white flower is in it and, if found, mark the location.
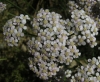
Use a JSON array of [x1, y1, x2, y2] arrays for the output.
[[20, 14, 30, 24], [65, 70, 72, 78]]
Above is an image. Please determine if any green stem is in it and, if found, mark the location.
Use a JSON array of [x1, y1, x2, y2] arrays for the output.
[[0, 58, 7, 61], [8, 12, 15, 16]]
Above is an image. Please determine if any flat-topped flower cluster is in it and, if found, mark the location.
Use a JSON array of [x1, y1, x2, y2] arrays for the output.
[[70, 9, 98, 47], [71, 57, 100, 82], [3, 14, 30, 46], [27, 9, 82, 79]]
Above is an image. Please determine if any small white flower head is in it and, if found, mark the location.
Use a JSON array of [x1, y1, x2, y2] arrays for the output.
[[68, 0, 96, 16], [69, 9, 98, 48], [3, 14, 30, 47], [0, 2, 6, 13], [65, 70, 72, 78], [98, 47, 100, 50], [71, 56, 100, 82], [20, 14, 30, 24]]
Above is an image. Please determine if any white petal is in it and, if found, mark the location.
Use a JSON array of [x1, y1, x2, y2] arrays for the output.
[[23, 26, 27, 30], [25, 15, 30, 20], [15, 39, 18, 42], [21, 33, 24, 36], [20, 14, 24, 19], [22, 19, 26, 24], [53, 27, 57, 32], [10, 37, 14, 42], [11, 26, 15, 29], [18, 28, 22, 32], [14, 29, 17, 34]]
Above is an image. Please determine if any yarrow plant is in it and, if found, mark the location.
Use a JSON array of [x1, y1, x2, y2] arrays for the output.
[[1, 0, 100, 82]]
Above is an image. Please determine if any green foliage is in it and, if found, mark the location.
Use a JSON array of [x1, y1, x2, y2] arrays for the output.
[[0, 51, 42, 82]]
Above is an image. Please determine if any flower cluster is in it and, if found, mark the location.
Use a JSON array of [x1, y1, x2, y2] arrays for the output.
[[71, 57, 100, 82], [76, 0, 96, 16], [3, 14, 30, 46], [70, 9, 98, 47], [68, 0, 100, 30], [27, 9, 81, 79], [0, 2, 6, 13], [2, 0, 100, 81], [68, 0, 96, 16]]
